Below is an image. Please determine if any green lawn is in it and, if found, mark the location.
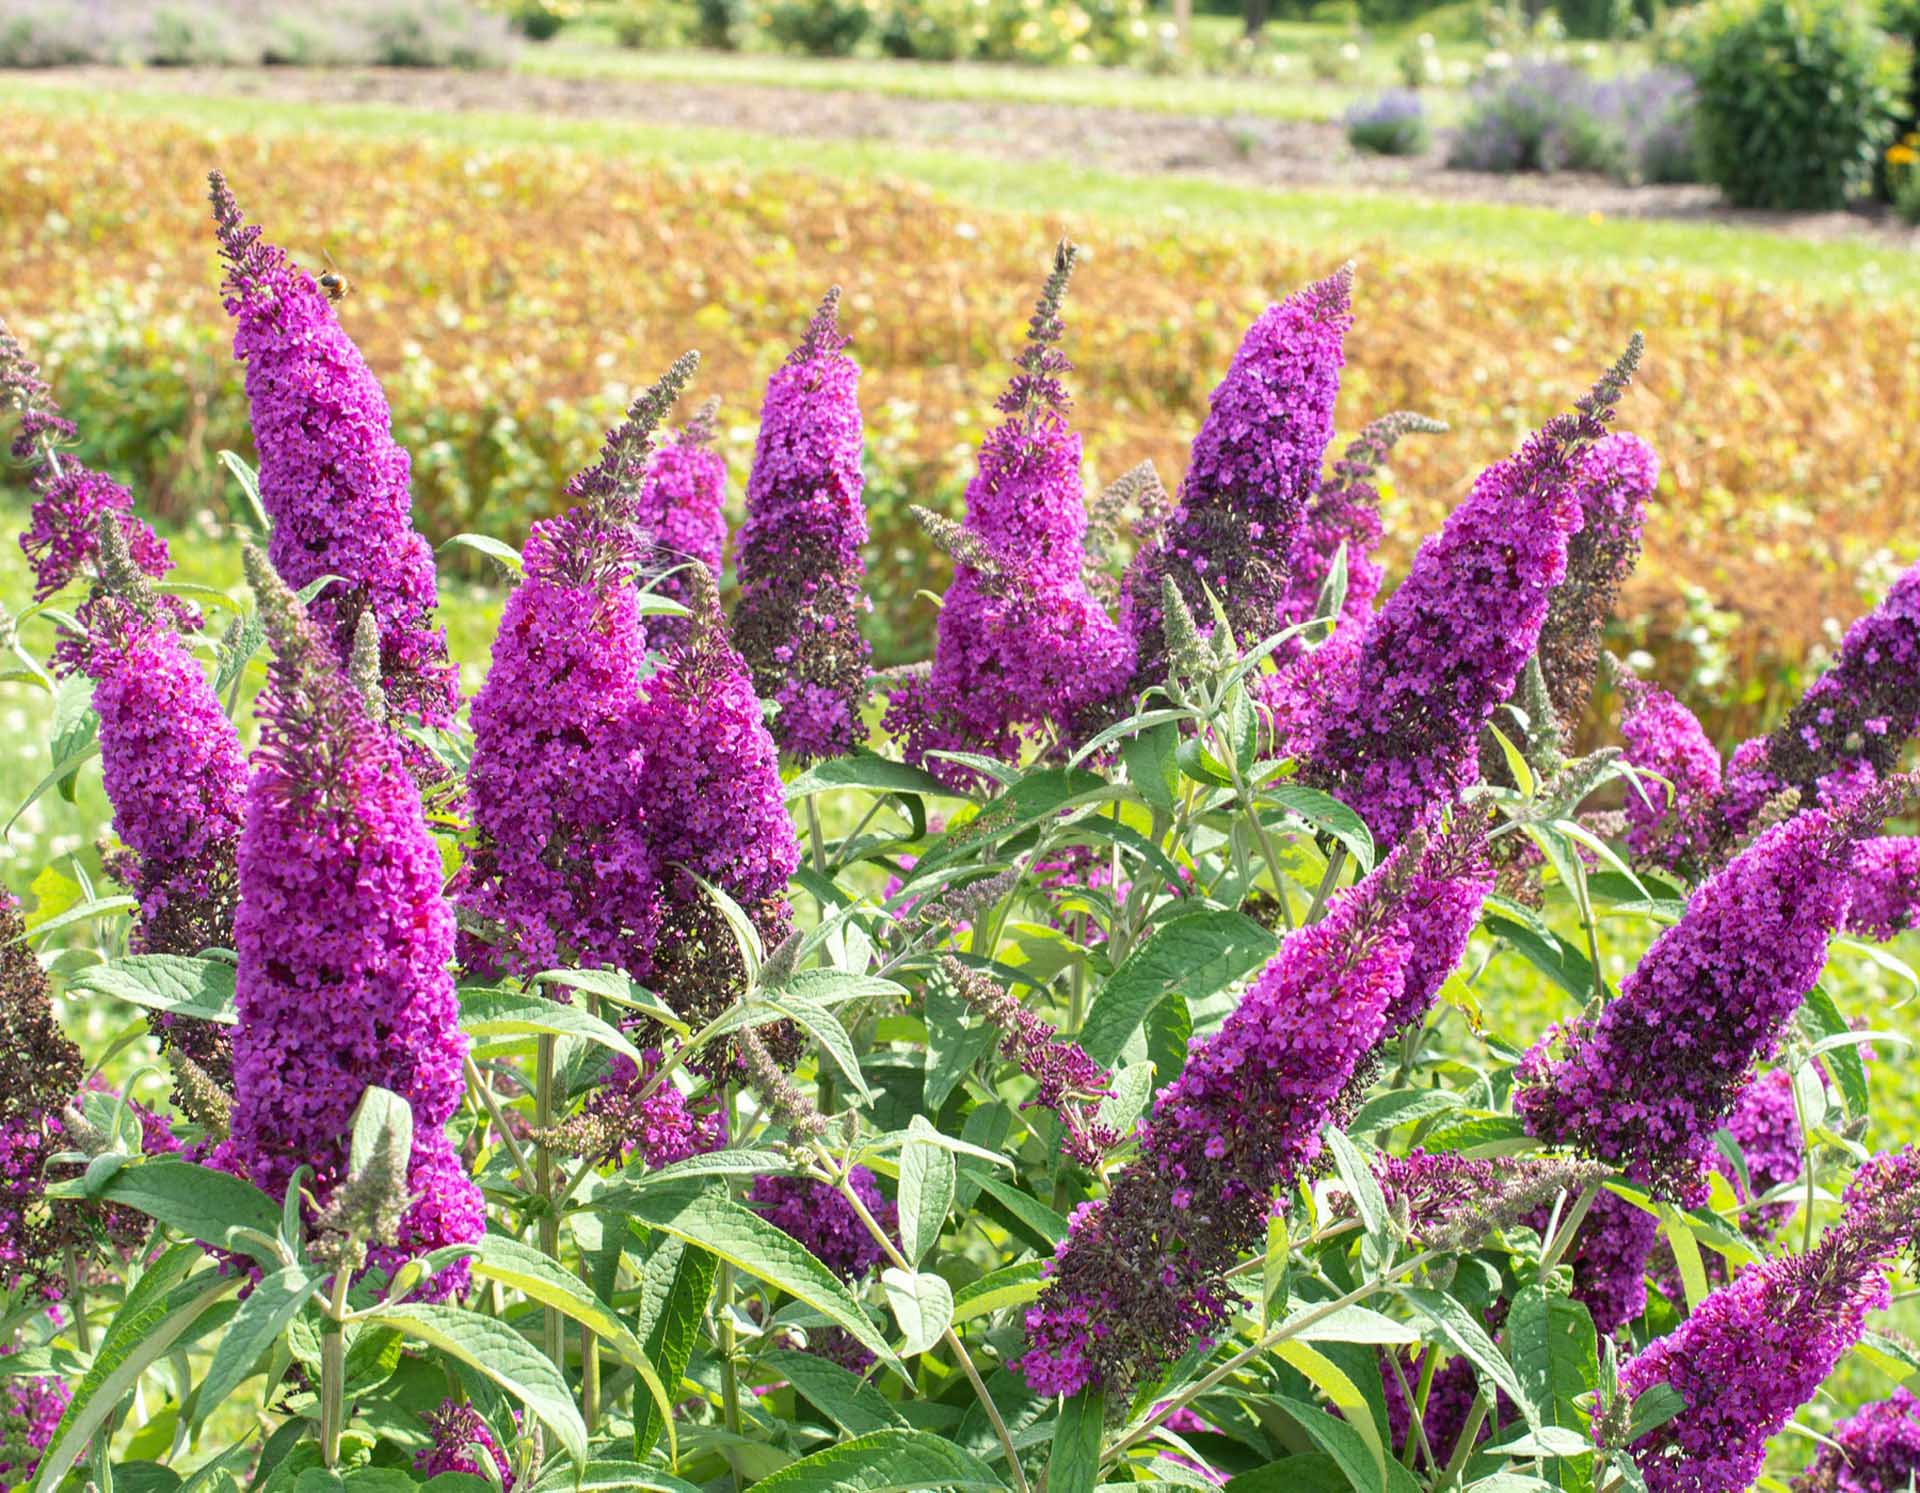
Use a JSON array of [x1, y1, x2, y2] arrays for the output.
[[4, 78, 1914, 301]]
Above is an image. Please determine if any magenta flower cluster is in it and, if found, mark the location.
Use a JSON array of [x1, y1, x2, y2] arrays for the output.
[[749, 1167, 897, 1281], [636, 401, 729, 651], [579, 1050, 726, 1168], [1792, 1388, 1920, 1493], [208, 172, 457, 732], [1619, 679, 1726, 874], [220, 559, 482, 1297], [1515, 804, 1869, 1201], [1844, 836, 1920, 942], [414, 1399, 516, 1489], [0, 1360, 70, 1488], [1614, 1147, 1920, 1493], [733, 290, 873, 762]]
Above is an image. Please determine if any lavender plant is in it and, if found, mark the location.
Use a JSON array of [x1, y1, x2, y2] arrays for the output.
[[1, 176, 1917, 1493]]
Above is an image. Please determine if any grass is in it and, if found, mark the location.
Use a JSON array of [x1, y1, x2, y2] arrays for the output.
[[3, 78, 1914, 300]]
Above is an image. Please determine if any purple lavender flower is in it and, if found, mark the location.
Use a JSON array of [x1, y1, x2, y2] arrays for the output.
[[1345, 91, 1431, 156], [1538, 434, 1659, 734], [208, 171, 456, 731], [414, 1399, 515, 1490], [1301, 341, 1641, 848], [888, 245, 1134, 779], [1843, 837, 1920, 942], [221, 550, 481, 1298], [1613, 1148, 1920, 1493], [732, 289, 872, 762], [0, 894, 85, 1300], [1723, 559, 1920, 834], [460, 359, 698, 981], [1123, 267, 1352, 689], [1620, 679, 1724, 874], [637, 397, 729, 652], [627, 565, 800, 1041], [1516, 791, 1891, 1202], [1019, 843, 1419, 1399], [1384, 817, 1495, 1037], [0, 1360, 69, 1488], [750, 1168, 897, 1281], [939, 957, 1119, 1168], [1791, 1387, 1920, 1493]]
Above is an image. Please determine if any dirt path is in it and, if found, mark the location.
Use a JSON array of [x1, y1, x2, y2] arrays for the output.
[[41, 64, 1918, 245]]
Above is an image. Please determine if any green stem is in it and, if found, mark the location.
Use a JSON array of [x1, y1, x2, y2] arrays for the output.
[[535, 1036, 562, 1370], [1305, 844, 1348, 925], [1439, 1393, 1491, 1488], [1539, 1182, 1601, 1276], [1387, 1349, 1437, 1475], [319, 1264, 353, 1468], [464, 1054, 535, 1193], [63, 1247, 90, 1354], [1793, 1076, 1818, 1253]]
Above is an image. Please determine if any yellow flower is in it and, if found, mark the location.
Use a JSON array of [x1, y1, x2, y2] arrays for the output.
[[1890, 144, 1919, 167]]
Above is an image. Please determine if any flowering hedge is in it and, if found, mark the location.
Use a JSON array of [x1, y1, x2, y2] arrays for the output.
[[0, 164, 1918, 1493], [3, 109, 1918, 735]]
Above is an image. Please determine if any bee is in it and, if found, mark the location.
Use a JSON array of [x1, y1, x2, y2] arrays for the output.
[[318, 250, 351, 304]]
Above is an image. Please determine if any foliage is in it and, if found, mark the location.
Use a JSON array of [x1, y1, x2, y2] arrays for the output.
[[763, 0, 874, 53], [1892, 132, 1920, 222], [1447, 60, 1699, 181], [1345, 89, 1432, 153], [1678, 0, 1899, 209]]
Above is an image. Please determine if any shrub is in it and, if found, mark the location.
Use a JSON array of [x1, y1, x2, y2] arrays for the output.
[[1345, 89, 1432, 153], [763, 0, 872, 53], [613, 0, 696, 44], [1448, 59, 1625, 173], [1591, 65, 1701, 182], [1681, 0, 1898, 209], [1891, 132, 1920, 221]]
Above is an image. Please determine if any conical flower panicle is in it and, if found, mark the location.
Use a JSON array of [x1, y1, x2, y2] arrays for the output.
[[1383, 814, 1495, 1037], [1018, 841, 1420, 1400], [1619, 677, 1725, 875], [1122, 267, 1353, 686], [628, 565, 800, 1044], [1791, 1388, 1920, 1493], [1302, 338, 1643, 849], [207, 170, 456, 732], [1614, 1148, 1920, 1493], [0, 894, 85, 1300], [225, 550, 481, 1296], [1538, 433, 1659, 734], [459, 361, 697, 980], [637, 396, 729, 651], [887, 248, 1134, 782], [1845, 836, 1920, 941], [733, 288, 873, 762], [1515, 783, 1895, 1202]]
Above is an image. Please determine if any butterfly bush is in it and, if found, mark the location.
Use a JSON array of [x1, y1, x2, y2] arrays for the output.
[[220, 551, 482, 1296], [733, 289, 873, 762], [1302, 341, 1642, 848], [1843, 836, 1920, 941], [889, 244, 1134, 778], [414, 1400, 516, 1490], [1611, 1148, 1920, 1493], [1792, 1388, 1920, 1493], [1516, 791, 1893, 1201], [208, 172, 457, 733], [1620, 677, 1725, 872], [1122, 266, 1350, 687], [750, 1167, 897, 1281], [0, 1365, 68, 1488], [637, 397, 729, 652]]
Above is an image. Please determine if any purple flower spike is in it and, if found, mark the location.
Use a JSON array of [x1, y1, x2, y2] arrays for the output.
[[1384, 816, 1495, 1037], [888, 244, 1134, 779], [1123, 267, 1353, 684], [1614, 1148, 1920, 1493], [223, 550, 482, 1298], [1018, 842, 1422, 1400], [0, 1361, 69, 1488], [733, 288, 873, 762], [208, 171, 456, 732], [1844, 836, 1920, 942], [637, 397, 729, 652], [1302, 340, 1642, 849], [750, 1168, 897, 1281], [460, 357, 699, 981], [1516, 785, 1898, 1202], [628, 565, 800, 1042], [1791, 1388, 1920, 1493], [1620, 680, 1724, 875], [415, 1399, 516, 1490]]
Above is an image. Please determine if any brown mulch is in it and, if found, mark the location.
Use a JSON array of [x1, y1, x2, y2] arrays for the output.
[[28, 64, 1920, 244]]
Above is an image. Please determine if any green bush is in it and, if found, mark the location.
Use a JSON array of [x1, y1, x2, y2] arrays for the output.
[[613, 0, 696, 45], [1682, 0, 1898, 209], [763, 0, 872, 53]]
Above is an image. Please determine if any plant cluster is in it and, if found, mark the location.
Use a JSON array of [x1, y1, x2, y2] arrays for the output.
[[1345, 89, 1432, 155], [1448, 59, 1701, 182], [1, 162, 1918, 1493]]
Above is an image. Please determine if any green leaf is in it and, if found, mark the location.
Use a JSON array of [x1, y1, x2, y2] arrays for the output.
[[786, 752, 957, 801], [1657, 1205, 1708, 1312], [965, 1171, 1069, 1250], [760, 1348, 904, 1436], [1483, 900, 1599, 1003], [1349, 1089, 1463, 1137], [1047, 1389, 1106, 1493], [64, 955, 237, 1025], [1323, 1127, 1387, 1243], [1119, 720, 1181, 815], [880, 1267, 953, 1358], [1626, 1383, 1686, 1442], [619, 1149, 792, 1188], [1276, 1341, 1386, 1491], [1266, 785, 1376, 872], [526, 966, 688, 1033], [369, 1302, 588, 1466], [348, 1086, 413, 1182], [603, 1179, 901, 1373], [527, 1463, 703, 1493], [951, 1260, 1048, 1326], [899, 1117, 956, 1268], [911, 767, 1113, 880], [1268, 1393, 1422, 1493], [460, 986, 650, 1061], [703, 990, 873, 1105], [747, 1430, 1004, 1491], [437, 533, 524, 575], [218, 449, 270, 534], [1080, 910, 1277, 1067], [1506, 1285, 1598, 1492], [192, 1263, 325, 1430], [632, 1235, 717, 1461], [1487, 723, 1537, 799], [1401, 1286, 1539, 1428], [1800, 985, 1870, 1117], [49, 1158, 281, 1267], [15, 890, 133, 940], [35, 1272, 241, 1493]]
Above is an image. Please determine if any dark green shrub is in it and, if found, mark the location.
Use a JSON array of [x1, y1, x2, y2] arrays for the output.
[[764, 0, 872, 53], [1683, 0, 1898, 209]]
